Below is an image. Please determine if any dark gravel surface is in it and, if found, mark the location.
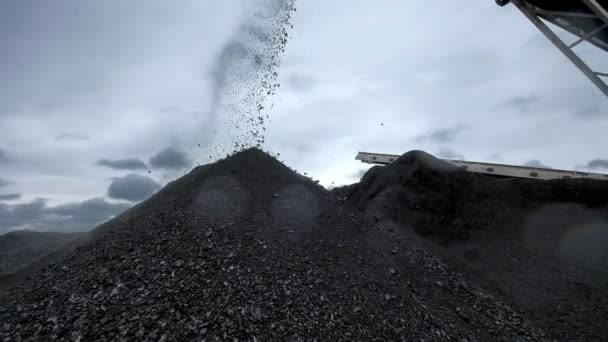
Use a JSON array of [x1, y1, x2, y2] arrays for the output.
[[0, 149, 553, 341], [334, 150, 608, 342]]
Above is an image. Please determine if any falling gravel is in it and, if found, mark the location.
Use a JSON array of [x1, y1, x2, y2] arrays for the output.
[[202, 0, 296, 160], [0, 149, 553, 341]]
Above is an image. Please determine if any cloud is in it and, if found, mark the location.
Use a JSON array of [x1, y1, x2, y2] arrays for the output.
[[149, 147, 191, 169], [0, 149, 7, 162], [486, 154, 502, 161], [584, 159, 608, 170], [437, 147, 465, 160], [0, 199, 45, 231], [415, 125, 467, 143], [290, 143, 316, 154], [55, 132, 91, 141], [0, 179, 12, 187], [0, 194, 20, 201], [47, 198, 131, 226], [523, 159, 552, 169], [348, 167, 371, 180], [8, 199, 47, 223], [96, 158, 148, 170], [286, 73, 317, 92], [573, 105, 603, 119], [107, 174, 161, 202], [0, 197, 130, 234], [494, 94, 540, 113]]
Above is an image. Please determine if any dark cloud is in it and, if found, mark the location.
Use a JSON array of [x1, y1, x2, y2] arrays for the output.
[[96, 158, 148, 170], [286, 73, 317, 92], [0, 149, 7, 162], [48, 198, 131, 226], [486, 154, 502, 161], [0, 194, 20, 201], [0, 198, 46, 230], [584, 159, 608, 170], [573, 105, 603, 119], [107, 174, 161, 202], [495, 94, 540, 113], [10, 199, 47, 222], [149, 147, 191, 169], [0, 179, 12, 187], [55, 132, 91, 141], [415, 125, 467, 143], [0, 197, 130, 234], [290, 143, 316, 154], [523, 159, 552, 169], [437, 147, 465, 160]]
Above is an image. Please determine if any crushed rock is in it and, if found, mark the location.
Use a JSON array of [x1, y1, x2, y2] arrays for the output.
[[333, 150, 608, 341], [0, 149, 553, 341]]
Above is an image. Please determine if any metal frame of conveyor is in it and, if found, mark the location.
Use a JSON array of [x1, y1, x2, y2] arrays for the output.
[[499, 0, 608, 97], [355, 151, 608, 181]]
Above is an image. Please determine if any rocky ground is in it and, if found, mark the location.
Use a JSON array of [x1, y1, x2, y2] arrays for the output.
[[0, 149, 555, 341], [334, 150, 608, 342]]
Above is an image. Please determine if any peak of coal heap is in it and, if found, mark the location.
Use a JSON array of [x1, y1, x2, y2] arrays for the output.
[[0, 148, 553, 341], [392, 150, 459, 173]]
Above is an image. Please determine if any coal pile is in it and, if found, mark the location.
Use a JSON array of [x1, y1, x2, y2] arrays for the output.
[[334, 150, 608, 342], [334, 150, 608, 243], [0, 149, 554, 341]]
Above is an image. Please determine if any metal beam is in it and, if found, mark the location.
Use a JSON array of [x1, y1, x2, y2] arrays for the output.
[[547, 16, 608, 52], [582, 0, 608, 26], [513, 1, 608, 97], [530, 8, 598, 19], [568, 23, 608, 48], [355, 152, 608, 181]]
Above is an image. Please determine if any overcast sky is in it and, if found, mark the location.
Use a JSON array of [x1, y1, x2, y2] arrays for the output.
[[1, 0, 607, 234]]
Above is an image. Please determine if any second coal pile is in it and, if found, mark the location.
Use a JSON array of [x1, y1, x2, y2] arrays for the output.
[[333, 150, 608, 342], [334, 150, 608, 243]]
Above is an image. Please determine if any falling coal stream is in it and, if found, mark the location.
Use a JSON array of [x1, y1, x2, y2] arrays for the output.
[[201, 0, 296, 160]]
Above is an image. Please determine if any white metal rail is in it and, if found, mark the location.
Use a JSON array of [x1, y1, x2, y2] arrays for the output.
[[356, 151, 608, 181]]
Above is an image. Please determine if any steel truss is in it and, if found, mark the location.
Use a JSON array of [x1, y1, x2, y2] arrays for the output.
[[499, 0, 608, 97]]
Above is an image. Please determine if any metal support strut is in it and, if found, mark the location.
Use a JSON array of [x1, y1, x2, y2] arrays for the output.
[[511, 0, 608, 97], [582, 0, 608, 25]]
